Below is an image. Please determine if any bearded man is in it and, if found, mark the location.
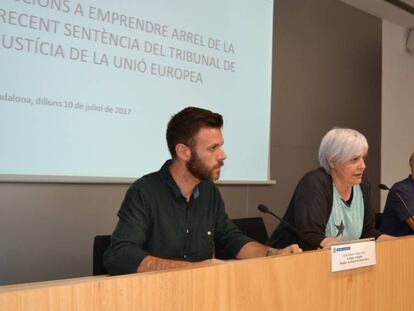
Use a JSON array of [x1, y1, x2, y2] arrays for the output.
[[104, 107, 301, 274]]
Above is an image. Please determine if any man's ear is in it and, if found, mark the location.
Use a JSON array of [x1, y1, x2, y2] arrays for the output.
[[175, 143, 191, 161]]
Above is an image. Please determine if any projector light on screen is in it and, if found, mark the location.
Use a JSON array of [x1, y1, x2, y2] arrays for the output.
[[0, 0, 274, 183]]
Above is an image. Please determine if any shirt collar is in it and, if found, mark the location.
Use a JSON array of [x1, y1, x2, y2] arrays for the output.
[[159, 160, 200, 200]]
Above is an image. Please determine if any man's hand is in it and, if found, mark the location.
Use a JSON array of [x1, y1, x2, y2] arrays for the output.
[[237, 241, 302, 259], [268, 244, 302, 256], [196, 258, 226, 267]]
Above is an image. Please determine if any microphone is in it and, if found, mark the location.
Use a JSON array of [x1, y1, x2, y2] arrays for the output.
[[378, 183, 390, 191], [379, 183, 413, 220], [258, 204, 286, 224], [257, 204, 321, 249]]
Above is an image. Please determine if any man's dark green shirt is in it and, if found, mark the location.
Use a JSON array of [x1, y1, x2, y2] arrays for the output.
[[103, 160, 252, 275]]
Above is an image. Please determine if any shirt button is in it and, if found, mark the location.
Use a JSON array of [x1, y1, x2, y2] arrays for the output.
[[186, 229, 189, 234], [183, 254, 187, 259]]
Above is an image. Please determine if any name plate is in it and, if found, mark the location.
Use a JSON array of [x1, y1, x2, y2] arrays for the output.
[[330, 238, 376, 272]]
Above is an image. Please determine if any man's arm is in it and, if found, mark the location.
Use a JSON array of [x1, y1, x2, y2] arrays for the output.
[[387, 186, 414, 232], [138, 256, 192, 272], [137, 256, 223, 272], [405, 217, 414, 231], [138, 241, 302, 272], [235, 241, 302, 259], [104, 185, 154, 275]]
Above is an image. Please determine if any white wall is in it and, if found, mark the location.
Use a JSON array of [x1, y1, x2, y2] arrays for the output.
[[381, 20, 414, 210]]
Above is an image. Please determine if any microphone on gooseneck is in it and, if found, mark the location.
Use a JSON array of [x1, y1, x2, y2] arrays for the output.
[[379, 183, 414, 220], [257, 204, 322, 249]]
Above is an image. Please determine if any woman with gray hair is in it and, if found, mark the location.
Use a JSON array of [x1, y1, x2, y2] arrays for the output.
[[268, 128, 392, 250]]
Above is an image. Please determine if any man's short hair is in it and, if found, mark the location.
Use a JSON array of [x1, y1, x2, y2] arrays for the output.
[[166, 106, 223, 158]]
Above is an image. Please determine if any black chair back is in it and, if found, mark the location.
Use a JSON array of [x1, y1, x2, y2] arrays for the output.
[[375, 212, 382, 230], [93, 235, 111, 275], [232, 217, 268, 244]]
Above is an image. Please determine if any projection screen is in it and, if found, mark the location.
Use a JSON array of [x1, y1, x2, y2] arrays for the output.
[[0, 0, 274, 183]]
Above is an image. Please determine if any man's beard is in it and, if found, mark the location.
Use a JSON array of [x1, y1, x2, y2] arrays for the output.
[[186, 151, 223, 181]]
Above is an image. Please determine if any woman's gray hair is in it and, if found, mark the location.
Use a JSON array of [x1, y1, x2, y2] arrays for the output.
[[319, 128, 368, 174]]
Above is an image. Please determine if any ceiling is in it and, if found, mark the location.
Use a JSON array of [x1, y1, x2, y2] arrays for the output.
[[340, 0, 414, 28]]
